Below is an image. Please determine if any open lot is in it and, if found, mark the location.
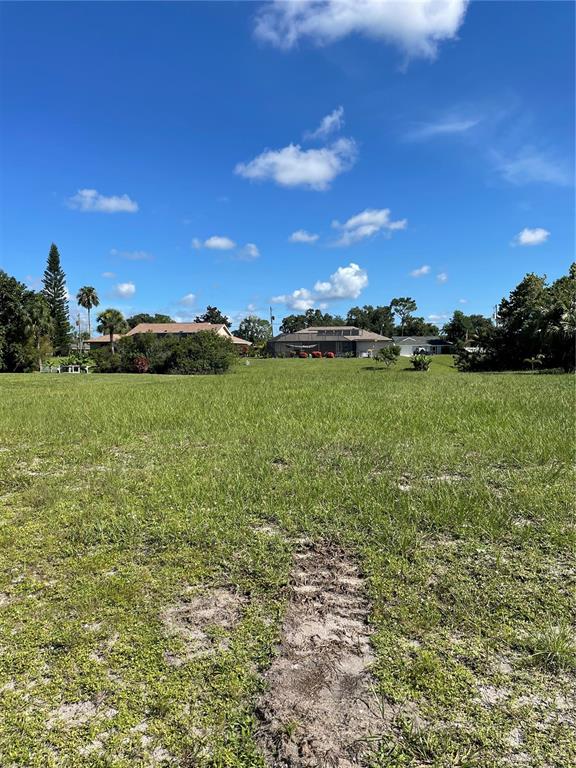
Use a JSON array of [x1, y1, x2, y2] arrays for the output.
[[0, 358, 574, 767]]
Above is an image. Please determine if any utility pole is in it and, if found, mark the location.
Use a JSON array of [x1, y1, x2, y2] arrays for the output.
[[269, 306, 275, 337], [76, 311, 81, 353]]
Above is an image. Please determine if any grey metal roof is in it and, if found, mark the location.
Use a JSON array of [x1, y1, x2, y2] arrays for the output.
[[392, 336, 452, 345]]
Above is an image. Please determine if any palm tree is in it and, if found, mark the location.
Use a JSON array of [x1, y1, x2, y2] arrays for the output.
[[96, 308, 127, 353], [76, 286, 100, 338], [26, 294, 53, 370]]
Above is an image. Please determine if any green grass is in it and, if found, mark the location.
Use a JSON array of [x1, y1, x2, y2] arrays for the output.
[[0, 358, 574, 767]]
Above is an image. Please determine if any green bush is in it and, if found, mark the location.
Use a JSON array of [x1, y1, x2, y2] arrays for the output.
[[163, 332, 235, 374], [91, 347, 122, 373], [97, 331, 236, 375], [410, 353, 432, 371], [374, 344, 400, 367]]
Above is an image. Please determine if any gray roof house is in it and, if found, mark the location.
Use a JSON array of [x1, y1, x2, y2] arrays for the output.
[[271, 326, 392, 358], [392, 336, 453, 356]]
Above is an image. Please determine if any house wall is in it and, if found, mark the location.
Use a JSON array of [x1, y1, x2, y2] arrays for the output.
[[354, 340, 390, 357]]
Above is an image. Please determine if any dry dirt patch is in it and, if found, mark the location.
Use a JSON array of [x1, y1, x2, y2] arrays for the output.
[[161, 587, 245, 663], [257, 541, 384, 766]]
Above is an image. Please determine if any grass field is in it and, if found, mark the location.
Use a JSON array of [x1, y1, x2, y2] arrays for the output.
[[0, 358, 574, 767]]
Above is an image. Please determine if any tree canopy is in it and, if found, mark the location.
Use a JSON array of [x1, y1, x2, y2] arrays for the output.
[[442, 311, 493, 343], [235, 316, 273, 344], [456, 263, 575, 371], [126, 313, 174, 329], [390, 297, 417, 335], [345, 305, 395, 336], [97, 308, 128, 352], [194, 306, 231, 326], [42, 243, 70, 354], [76, 286, 100, 337]]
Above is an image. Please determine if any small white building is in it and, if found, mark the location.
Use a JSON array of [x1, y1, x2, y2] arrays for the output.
[[392, 336, 453, 356]]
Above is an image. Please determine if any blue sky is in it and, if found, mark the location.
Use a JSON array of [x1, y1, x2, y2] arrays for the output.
[[1, 0, 574, 329]]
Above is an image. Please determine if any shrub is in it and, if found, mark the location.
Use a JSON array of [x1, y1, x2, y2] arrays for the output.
[[91, 347, 122, 373], [311, 351, 322, 358], [161, 332, 235, 375], [92, 332, 235, 375], [133, 355, 149, 373], [410, 354, 432, 371], [374, 344, 400, 367], [298, 351, 308, 359], [324, 352, 335, 359]]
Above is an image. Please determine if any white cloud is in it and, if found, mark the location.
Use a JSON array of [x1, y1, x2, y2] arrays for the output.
[[437, 272, 448, 283], [306, 106, 344, 140], [273, 262, 368, 310], [254, 0, 469, 59], [493, 147, 572, 187], [179, 293, 196, 306], [235, 138, 357, 191], [333, 207, 407, 246], [513, 227, 550, 247], [193, 236, 259, 259], [110, 248, 153, 261], [428, 313, 449, 323], [68, 189, 138, 213], [459, 298, 467, 304], [101, 272, 115, 279], [289, 229, 320, 243], [410, 265, 431, 278], [406, 116, 479, 141], [238, 243, 260, 261], [113, 282, 136, 298], [205, 235, 236, 250]]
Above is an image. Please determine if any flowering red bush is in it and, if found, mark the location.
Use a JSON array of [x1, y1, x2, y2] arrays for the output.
[[298, 351, 308, 358], [311, 351, 323, 358], [134, 355, 150, 373], [325, 352, 335, 359]]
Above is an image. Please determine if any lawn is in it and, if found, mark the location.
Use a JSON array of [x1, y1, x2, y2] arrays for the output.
[[0, 359, 574, 767]]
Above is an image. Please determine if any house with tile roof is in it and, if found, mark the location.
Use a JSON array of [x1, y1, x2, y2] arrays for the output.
[[87, 323, 251, 350]]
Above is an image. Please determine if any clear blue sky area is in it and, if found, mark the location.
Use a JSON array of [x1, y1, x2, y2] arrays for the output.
[[1, 1, 574, 327]]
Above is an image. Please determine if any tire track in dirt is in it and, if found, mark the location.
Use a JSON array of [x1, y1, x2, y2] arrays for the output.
[[257, 540, 384, 766]]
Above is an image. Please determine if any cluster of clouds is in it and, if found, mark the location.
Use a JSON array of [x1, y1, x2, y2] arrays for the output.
[[332, 208, 407, 246], [410, 265, 448, 283], [65, 3, 563, 322], [113, 281, 136, 298], [235, 107, 357, 191], [288, 207, 407, 248], [405, 106, 572, 188], [110, 248, 153, 261], [492, 147, 572, 188], [236, 137, 356, 191], [512, 227, 550, 246], [253, 0, 469, 60], [67, 189, 139, 213], [273, 262, 368, 311], [192, 236, 260, 261]]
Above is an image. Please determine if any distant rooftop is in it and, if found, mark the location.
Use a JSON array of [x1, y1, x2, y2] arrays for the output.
[[392, 336, 452, 345], [125, 322, 227, 336]]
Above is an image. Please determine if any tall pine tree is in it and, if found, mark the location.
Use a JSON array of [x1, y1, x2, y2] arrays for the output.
[[42, 243, 70, 354]]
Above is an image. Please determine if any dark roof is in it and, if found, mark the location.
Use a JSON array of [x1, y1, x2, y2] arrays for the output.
[[392, 336, 452, 346]]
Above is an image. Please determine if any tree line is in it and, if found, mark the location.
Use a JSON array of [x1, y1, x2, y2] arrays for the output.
[[1, 243, 574, 372], [280, 300, 441, 337]]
